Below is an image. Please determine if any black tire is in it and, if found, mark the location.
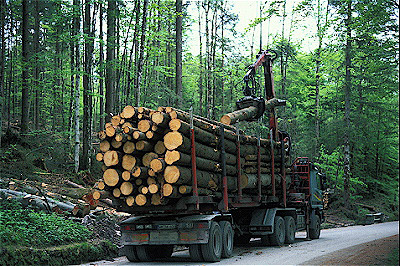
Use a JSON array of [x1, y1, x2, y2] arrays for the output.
[[219, 221, 234, 258], [154, 245, 174, 259], [260, 235, 269, 246], [136, 245, 154, 262], [310, 213, 321, 239], [269, 216, 285, 246], [284, 216, 296, 244], [189, 244, 203, 261], [124, 245, 139, 262], [234, 234, 251, 246], [200, 221, 222, 262]]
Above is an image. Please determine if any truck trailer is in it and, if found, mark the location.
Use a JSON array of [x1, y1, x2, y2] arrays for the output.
[[112, 50, 326, 262]]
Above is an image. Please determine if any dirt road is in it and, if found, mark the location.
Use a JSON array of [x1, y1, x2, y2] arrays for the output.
[[84, 221, 398, 265]]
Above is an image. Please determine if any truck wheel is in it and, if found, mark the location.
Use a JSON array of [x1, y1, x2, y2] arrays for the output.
[[136, 246, 154, 261], [189, 244, 203, 261], [284, 216, 296, 244], [310, 214, 321, 239], [219, 221, 234, 258], [200, 221, 222, 262], [153, 245, 174, 259], [124, 245, 139, 262], [268, 216, 285, 246]]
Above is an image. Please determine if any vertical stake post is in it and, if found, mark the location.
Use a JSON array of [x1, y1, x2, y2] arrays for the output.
[[219, 126, 228, 211], [257, 134, 262, 202], [189, 107, 199, 210], [236, 123, 242, 201], [281, 137, 286, 207], [270, 128, 276, 197]]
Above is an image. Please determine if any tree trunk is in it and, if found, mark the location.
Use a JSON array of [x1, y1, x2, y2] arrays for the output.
[[21, 0, 29, 133], [197, 3, 204, 116], [106, 0, 116, 116], [82, 0, 94, 170], [134, 0, 148, 106], [99, 3, 105, 130], [33, 0, 40, 130], [175, 0, 183, 107], [73, 0, 81, 173], [0, 0, 5, 145], [343, 0, 352, 207]]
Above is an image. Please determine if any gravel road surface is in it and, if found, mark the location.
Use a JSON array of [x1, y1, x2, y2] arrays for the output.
[[83, 221, 398, 265]]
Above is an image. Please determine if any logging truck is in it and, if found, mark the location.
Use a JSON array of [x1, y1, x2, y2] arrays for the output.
[[96, 50, 326, 262]]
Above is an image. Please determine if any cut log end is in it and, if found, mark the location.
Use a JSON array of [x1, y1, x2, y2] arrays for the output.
[[126, 196, 135, 206], [122, 155, 137, 171], [136, 194, 147, 206], [123, 105, 135, 118], [220, 115, 231, 125], [120, 182, 133, 196], [164, 165, 180, 184], [103, 168, 119, 187], [164, 131, 184, 150], [103, 150, 119, 166]]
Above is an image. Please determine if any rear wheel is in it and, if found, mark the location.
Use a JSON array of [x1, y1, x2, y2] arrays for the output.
[[219, 221, 234, 258], [136, 246, 154, 261], [284, 216, 296, 244], [189, 244, 203, 261], [124, 245, 139, 262], [269, 216, 285, 246], [154, 245, 173, 259], [310, 214, 321, 239], [200, 221, 222, 262]]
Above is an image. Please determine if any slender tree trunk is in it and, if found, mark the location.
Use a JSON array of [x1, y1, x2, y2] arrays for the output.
[[315, 0, 322, 158], [134, 0, 148, 107], [126, 0, 140, 106], [175, 0, 183, 107], [204, 1, 210, 118], [99, 3, 104, 130], [197, 3, 204, 116], [221, 11, 225, 113], [280, 0, 287, 99], [0, 0, 5, 145], [21, 0, 29, 133], [82, 0, 92, 170], [343, 0, 352, 207], [73, 0, 81, 173], [33, 0, 40, 130], [105, 0, 116, 116], [210, 9, 217, 119]]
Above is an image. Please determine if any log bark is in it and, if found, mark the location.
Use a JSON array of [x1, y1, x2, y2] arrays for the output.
[[142, 152, 158, 167], [164, 165, 217, 187], [169, 118, 218, 146], [220, 98, 286, 125], [133, 130, 146, 140]]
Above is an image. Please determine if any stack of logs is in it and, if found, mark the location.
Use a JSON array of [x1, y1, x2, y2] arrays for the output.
[[94, 105, 291, 207]]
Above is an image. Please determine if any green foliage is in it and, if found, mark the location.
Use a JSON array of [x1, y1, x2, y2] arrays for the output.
[[0, 240, 118, 266], [0, 198, 92, 247]]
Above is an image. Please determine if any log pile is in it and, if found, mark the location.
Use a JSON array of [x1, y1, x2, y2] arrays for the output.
[[95, 105, 291, 208]]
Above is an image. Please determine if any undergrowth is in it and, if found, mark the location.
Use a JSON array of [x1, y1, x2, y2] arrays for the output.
[[0, 198, 91, 247]]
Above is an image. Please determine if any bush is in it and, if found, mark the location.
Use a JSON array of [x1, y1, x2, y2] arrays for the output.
[[0, 198, 92, 247]]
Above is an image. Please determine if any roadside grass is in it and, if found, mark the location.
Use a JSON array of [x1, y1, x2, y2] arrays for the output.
[[385, 247, 399, 265], [0, 197, 118, 265]]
